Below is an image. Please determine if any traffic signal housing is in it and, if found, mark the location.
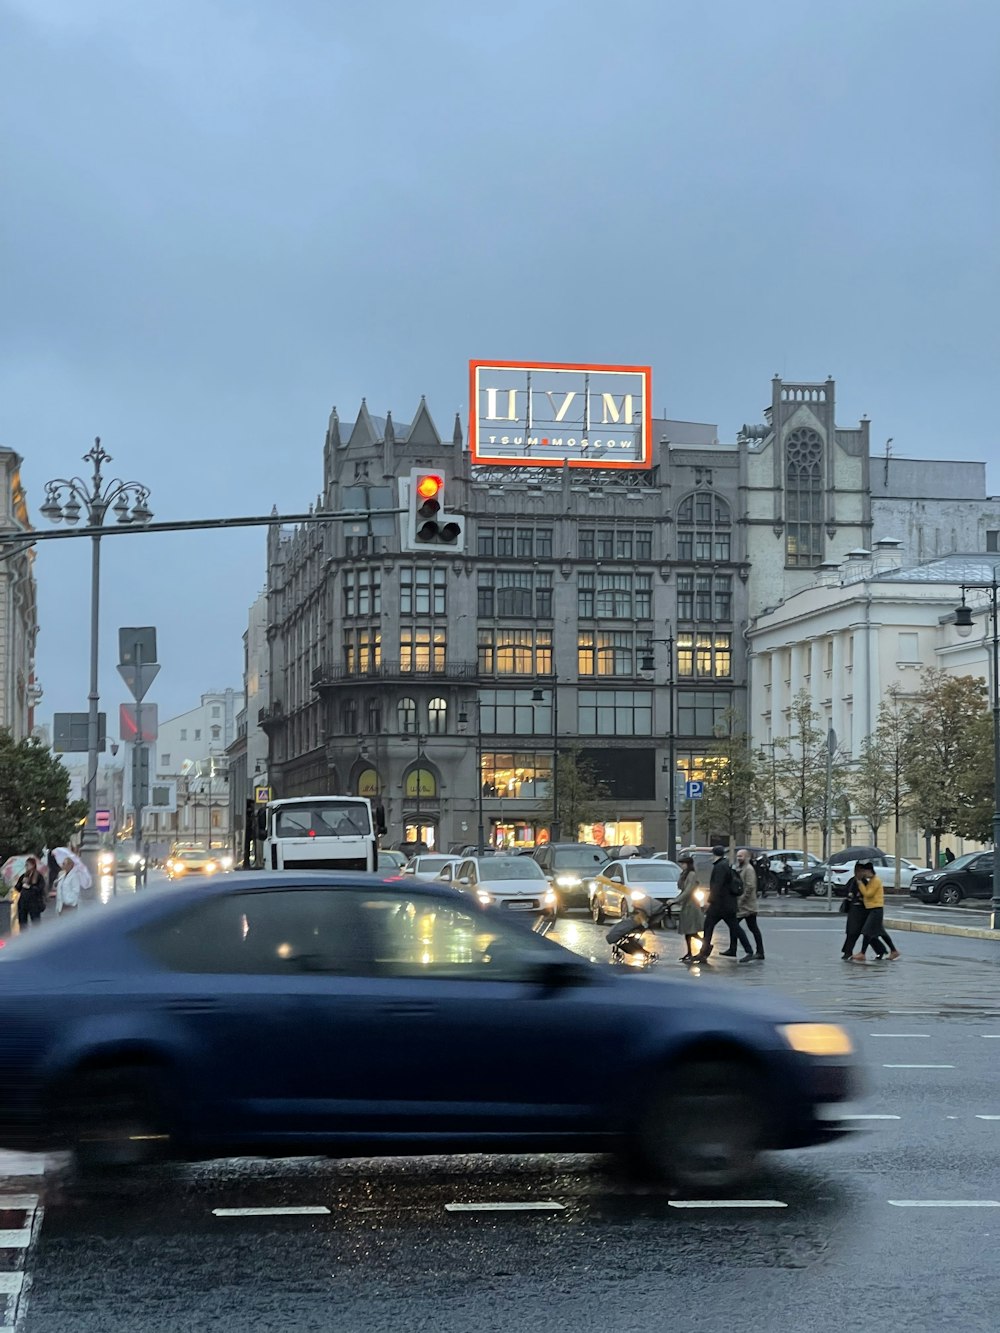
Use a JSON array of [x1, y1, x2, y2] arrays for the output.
[[405, 469, 464, 550]]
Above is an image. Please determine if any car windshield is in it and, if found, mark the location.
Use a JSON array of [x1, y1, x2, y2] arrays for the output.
[[942, 852, 980, 871], [180, 850, 208, 861], [483, 859, 545, 880], [624, 863, 680, 883], [274, 802, 371, 838], [415, 856, 451, 871], [552, 849, 606, 869]]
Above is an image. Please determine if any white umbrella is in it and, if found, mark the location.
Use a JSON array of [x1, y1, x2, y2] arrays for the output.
[[51, 848, 92, 890]]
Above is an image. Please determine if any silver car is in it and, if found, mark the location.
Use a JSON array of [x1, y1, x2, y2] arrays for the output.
[[445, 856, 557, 916]]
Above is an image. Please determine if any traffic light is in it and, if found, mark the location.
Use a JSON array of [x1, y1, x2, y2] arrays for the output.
[[405, 469, 464, 550]]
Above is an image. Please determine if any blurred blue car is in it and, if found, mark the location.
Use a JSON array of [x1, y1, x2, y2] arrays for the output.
[[0, 874, 857, 1191]]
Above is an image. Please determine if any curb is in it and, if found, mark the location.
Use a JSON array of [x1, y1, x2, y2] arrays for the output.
[[883, 916, 1000, 942]]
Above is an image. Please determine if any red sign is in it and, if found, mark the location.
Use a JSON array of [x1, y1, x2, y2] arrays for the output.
[[119, 703, 158, 743], [96, 810, 112, 832]]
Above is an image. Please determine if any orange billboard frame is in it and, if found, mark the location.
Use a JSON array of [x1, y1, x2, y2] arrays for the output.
[[469, 359, 653, 470]]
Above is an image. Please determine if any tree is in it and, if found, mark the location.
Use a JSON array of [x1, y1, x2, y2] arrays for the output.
[[903, 670, 992, 861], [0, 732, 88, 863], [699, 712, 762, 850], [873, 683, 914, 883], [774, 690, 846, 857], [850, 733, 893, 845], [537, 747, 609, 840]]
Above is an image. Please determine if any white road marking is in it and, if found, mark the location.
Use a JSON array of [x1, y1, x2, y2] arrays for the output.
[[889, 1200, 1000, 1208], [840, 1114, 901, 1120], [975, 1115, 1000, 1120], [982, 1035, 1000, 1039], [869, 1033, 930, 1038], [883, 1064, 954, 1069], [0, 1274, 23, 1296], [445, 1202, 566, 1212], [0, 1230, 31, 1248], [668, 1200, 787, 1209], [212, 1206, 331, 1217]]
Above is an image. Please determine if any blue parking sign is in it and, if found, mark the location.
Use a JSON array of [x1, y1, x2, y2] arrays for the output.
[[685, 780, 704, 799]]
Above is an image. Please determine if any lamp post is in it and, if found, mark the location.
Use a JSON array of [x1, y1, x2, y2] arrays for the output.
[[641, 633, 676, 861], [39, 440, 153, 889], [531, 680, 560, 843], [458, 697, 486, 855], [955, 576, 1000, 930]]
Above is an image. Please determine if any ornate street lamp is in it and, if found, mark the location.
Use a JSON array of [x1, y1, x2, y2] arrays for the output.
[[40, 439, 153, 888]]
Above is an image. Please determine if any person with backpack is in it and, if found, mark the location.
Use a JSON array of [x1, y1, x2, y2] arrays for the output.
[[691, 846, 750, 963]]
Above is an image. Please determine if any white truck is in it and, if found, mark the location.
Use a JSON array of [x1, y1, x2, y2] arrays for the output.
[[258, 796, 377, 872]]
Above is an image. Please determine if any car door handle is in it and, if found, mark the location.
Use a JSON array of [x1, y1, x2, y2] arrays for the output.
[[164, 998, 220, 1014], [379, 1002, 435, 1019]]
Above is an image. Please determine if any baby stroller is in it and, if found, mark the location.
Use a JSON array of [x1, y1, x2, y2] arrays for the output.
[[605, 903, 665, 966]]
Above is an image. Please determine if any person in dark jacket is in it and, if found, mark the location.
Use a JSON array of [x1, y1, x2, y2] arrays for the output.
[[691, 846, 743, 963], [15, 856, 47, 929]]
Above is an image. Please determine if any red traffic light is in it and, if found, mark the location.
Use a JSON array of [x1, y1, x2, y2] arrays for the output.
[[416, 474, 443, 502]]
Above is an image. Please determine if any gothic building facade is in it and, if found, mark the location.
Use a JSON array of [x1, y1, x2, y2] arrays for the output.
[[253, 376, 879, 852]]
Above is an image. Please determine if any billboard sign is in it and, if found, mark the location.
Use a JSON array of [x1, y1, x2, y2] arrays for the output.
[[469, 360, 652, 469]]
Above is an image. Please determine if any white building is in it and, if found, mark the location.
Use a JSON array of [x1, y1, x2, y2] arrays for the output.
[[747, 547, 997, 856], [142, 688, 243, 851], [0, 451, 40, 738]]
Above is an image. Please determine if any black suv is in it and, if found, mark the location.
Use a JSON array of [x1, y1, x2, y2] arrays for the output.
[[532, 843, 609, 912], [910, 852, 994, 905]]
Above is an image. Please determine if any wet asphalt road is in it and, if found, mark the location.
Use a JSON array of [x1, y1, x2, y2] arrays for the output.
[[9, 915, 1000, 1333]]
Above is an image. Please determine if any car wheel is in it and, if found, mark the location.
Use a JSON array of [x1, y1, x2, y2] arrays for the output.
[[60, 1065, 172, 1174], [813, 879, 830, 898], [635, 1058, 765, 1193], [939, 883, 963, 906], [591, 896, 606, 924], [620, 897, 631, 919]]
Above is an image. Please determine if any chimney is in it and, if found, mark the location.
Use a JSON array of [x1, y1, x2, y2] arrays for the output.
[[871, 537, 904, 573]]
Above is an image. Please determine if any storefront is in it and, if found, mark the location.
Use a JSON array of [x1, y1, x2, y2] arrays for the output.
[[579, 820, 645, 850]]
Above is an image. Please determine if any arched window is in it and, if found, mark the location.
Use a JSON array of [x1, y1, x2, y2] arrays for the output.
[[428, 696, 447, 734], [785, 428, 824, 567], [675, 492, 731, 562], [397, 697, 417, 734]]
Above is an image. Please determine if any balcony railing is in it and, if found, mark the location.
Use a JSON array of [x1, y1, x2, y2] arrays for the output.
[[312, 661, 479, 688]]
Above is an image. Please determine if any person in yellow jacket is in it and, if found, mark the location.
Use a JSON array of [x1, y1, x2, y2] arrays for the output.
[[850, 861, 901, 962]]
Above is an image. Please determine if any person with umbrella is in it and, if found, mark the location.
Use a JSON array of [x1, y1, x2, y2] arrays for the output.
[[14, 856, 46, 930], [51, 847, 89, 916]]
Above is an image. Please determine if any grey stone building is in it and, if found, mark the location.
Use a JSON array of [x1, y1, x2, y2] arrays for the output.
[[260, 397, 751, 853]]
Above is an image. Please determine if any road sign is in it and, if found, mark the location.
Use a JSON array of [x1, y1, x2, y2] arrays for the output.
[[95, 809, 112, 832], [131, 745, 150, 808], [117, 662, 160, 703], [118, 627, 157, 667], [685, 780, 705, 799], [120, 702, 158, 743], [53, 712, 106, 753], [254, 784, 272, 804]]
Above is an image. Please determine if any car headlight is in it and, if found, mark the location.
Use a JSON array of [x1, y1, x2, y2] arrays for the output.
[[220, 854, 234, 870], [543, 889, 556, 905], [694, 888, 707, 905], [922, 872, 942, 881], [128, 853, 140, 865], [779, 1023, 854, 1056], [204, 861, 217, 874], [477, 890, 493, 904], [555, 874, 581, 887], [629, 890, 649, 903]]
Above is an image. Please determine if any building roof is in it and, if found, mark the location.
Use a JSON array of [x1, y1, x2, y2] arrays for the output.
[[875, 555, 1000, 584]]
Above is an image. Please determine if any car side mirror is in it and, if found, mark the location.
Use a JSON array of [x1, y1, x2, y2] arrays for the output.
[[457, 877, 470, 886]]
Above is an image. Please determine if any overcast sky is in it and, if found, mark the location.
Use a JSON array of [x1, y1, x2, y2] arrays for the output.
[[2, 0, 998, 730]]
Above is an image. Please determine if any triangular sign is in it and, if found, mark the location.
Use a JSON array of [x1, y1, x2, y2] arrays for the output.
[[117, 662, 160, 702]]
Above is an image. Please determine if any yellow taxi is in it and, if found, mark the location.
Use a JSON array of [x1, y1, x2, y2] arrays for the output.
[[166, 847, 222, 880]]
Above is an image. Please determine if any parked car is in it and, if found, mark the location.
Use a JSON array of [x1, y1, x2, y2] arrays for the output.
[[794, 855, 930, 897], [532, 843, 609, 912], [909, 852, 994, 905], [443, 856, 556, 916], [0, 872, 858, 1192], [590, 859, 684, 923]]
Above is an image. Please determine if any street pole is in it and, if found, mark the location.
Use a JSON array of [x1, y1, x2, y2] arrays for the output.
[[84, 531, 101, 887], [824, 728, 837, 914], [476, 697, 485, 855], [133, 638, 144, 883], [551, 679, 561, 843], [667, 632, 677, 862], [41, 440, 153, 895], [992, 579, 1000, 932]]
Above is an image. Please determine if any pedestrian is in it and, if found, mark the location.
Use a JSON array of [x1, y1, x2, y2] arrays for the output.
[[674, 855, 705, 963], [692, 845, 745, 963], [943, 847, 956, 863], [14, 856, 47, 930], [55, 855, 84, 916], [840, 866, 868, 959], [735, 848, 765, 962], [850, 860, 900, 962]]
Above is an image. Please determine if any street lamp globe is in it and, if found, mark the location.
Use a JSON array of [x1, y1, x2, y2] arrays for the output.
[[62, 498, 82, 525], [39, 496, 63, 523], [955, 602, 975, 638]]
